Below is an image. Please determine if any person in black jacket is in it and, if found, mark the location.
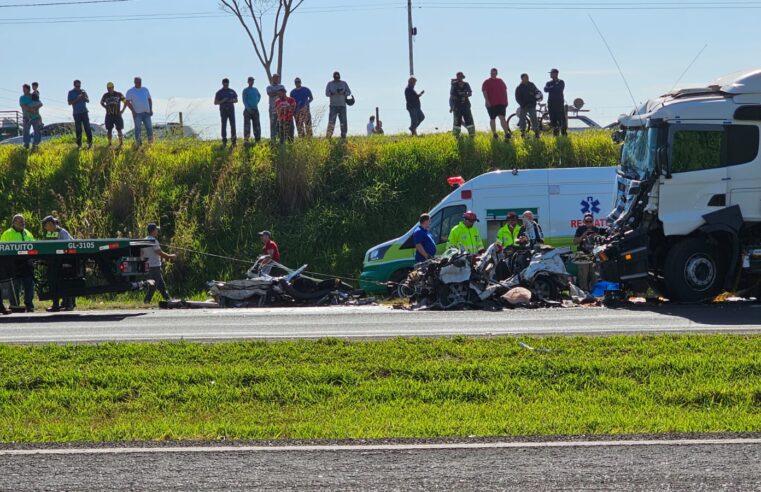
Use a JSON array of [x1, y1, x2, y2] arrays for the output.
[[515, 73, 541, 139], [544, 68, 566, 136], [405, 77, 425, 136], [450, 72, 475, 137]]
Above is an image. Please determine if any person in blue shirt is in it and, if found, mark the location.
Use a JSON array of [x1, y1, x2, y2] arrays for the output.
[[241, 76, 261, 144], [214, 78, 238, 147], [290, 77, 314, 137], [68, 80, 93, 149], [413, 212, 437, 263]]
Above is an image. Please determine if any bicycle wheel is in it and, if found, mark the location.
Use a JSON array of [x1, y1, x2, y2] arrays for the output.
[[538, 111, 553, 133], [507, 112, 526, 133]]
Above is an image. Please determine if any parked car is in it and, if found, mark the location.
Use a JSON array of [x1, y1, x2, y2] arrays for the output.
[[124, 122, 197, 139], [0, 122, 106, 145]]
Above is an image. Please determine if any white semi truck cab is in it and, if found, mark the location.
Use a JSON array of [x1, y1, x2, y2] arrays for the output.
[[596, 68, 761, 302]]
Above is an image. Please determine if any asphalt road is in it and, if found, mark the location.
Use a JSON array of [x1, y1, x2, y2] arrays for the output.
[[1, 438, 760, 490], [1, 304, 761, 343]]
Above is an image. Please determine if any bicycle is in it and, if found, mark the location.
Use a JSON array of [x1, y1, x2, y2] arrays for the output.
[[506, 102, 552, 135]]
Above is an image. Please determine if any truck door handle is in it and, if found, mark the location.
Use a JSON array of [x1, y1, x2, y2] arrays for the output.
[[721, 177, 732, 181]]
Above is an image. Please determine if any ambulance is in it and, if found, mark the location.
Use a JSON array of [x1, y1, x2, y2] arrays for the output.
[[360, 166, 617, 293]]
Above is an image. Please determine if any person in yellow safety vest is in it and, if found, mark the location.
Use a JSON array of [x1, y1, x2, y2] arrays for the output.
[[447, 210, 484, 253], [0, 214, 36, 313], [497, 211, 528, 248]]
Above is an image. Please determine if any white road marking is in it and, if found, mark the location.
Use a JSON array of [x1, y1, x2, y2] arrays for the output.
[[1, 438, 760, 456]]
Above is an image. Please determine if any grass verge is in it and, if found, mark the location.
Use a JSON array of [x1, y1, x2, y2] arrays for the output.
[[3, 334, 759, 443]]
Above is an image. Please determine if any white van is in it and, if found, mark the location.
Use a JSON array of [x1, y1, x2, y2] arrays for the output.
[[360, 166, 617, 292]]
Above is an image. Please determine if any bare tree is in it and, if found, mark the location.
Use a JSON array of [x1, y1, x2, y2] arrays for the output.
[[219, 0, 305, 83]]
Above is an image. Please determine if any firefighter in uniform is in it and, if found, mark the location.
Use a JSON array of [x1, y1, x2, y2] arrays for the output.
[[0, 214, 36, 312], [41, 215, 75, 312], [450, 72, 476, 138], [447, 211, 484, 253]]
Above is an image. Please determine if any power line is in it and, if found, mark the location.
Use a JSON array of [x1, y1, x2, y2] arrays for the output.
[[0, 0, 129, 7]]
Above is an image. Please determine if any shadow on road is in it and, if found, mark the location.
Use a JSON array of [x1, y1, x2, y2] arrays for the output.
[[608, 302, 761, 326], [0, 313, 146, 324]]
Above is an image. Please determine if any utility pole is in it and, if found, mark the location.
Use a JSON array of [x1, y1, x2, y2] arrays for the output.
[[407, 0, 415, 76]]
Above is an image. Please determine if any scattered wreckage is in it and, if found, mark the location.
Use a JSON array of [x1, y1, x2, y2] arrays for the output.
[[162, 256, 374, 309], [396, 244, 594, 310]]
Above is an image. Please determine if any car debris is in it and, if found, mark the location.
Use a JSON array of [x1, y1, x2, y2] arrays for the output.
[[396, 244, 596, 310]]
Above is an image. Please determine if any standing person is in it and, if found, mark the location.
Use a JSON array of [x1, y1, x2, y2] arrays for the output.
[[450, 72, 475, 138], [413, 213, 436, 263], [522, 210, 544, 246], [19, 84, 43, 150], [274, 88, 296, 144], [266, 74, 285, 141], [405, 77, 425, 136], [325, 71, 351, 139], [241, 76, 262, 144], [100, 82, 127, 148], [366, 115, 376, 136], [447, 211, 484, 253], [290, 77, 313, 137], [515, 73, 541, 139], [497, 212, 528, 248], [67, 80, 93, 149], [142, 223, 175, 305], [125, 77, 154, 146], [41, 215, 75, 312], [0, 214, 36, 312], [544, 68, 566, 136], [214, 78, 238, 147], [258, 230, 280, 275], [482, 68, 511, 141]]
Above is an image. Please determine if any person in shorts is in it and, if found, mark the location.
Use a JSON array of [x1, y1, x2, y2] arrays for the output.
[[100, 82, 126, 147], [482, 68, 510, 141]]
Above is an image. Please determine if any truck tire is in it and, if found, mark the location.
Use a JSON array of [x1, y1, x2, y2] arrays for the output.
[[664, 238, 725, 302]]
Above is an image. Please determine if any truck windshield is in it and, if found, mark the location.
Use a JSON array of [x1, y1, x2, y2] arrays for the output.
[[619, 127, 657, 180]]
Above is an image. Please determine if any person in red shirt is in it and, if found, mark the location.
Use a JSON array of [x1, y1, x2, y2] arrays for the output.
[[481, 67, 510, 141], [274, 88, 296, 144], [258, 230, 281, 275]]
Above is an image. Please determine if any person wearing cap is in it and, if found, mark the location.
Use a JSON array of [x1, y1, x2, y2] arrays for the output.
[[41, 215, 75, 312], [574, 213, 604, 253], [482, 68, 511, 141], [521, 210, 544, 246], [242, 76, 262, 144], [412, 213, 436, 263], [274, 88, 296, 144], [266, 74, 286, 141], [544, 68, 566, 136], [142, 223, 175, 304], [100, 82, 127, 147], [497, 212, 528, 249], [290, 77, 313, 138], [515, 73, 541, 139], [325, 71, 351, 139], [215, 78, 238, 147], [68, 79, 93, 149], [450, 72, 475, 138], [258, 230, 280, 275], [1, 214, 36, 313], [447, 211, 484, 254], [405, 76, 425, 136]]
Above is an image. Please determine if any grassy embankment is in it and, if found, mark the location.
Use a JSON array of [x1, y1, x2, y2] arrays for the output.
[[1, 335, 760, 442], [0, 132, 617, 298]]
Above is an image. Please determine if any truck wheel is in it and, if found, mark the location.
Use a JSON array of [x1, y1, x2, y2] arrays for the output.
[[664, 238, 725, 302]]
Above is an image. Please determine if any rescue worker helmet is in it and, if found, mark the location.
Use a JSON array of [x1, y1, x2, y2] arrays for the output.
[[463, 211, 480, 222]]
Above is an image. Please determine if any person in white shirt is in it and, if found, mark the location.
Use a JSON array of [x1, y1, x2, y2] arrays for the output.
[[142, 223, 176, 304], [125, 76, 153, 146], [366, 115, 376, 136]]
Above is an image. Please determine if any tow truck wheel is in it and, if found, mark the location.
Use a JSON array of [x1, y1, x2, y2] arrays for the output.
[[664, 238, 725, 302]]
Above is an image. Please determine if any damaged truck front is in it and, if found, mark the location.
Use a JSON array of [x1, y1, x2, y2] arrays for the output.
[[596, 68, 761, 302]]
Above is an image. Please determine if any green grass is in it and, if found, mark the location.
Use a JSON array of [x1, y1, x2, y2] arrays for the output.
[[0, 132, 618, 295], [1, 334, 760, 443]]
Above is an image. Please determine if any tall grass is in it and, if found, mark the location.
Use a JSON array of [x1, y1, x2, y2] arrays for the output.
[[0, 132, 617, 293]]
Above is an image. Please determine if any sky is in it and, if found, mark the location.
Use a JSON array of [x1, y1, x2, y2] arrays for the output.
[[2, 0, 761, 138]]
